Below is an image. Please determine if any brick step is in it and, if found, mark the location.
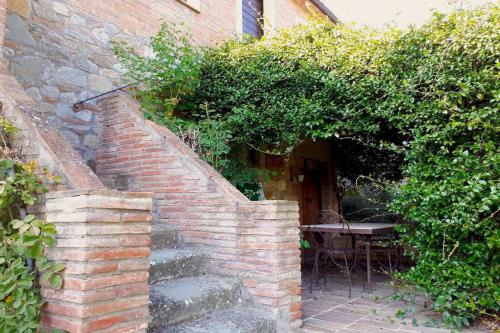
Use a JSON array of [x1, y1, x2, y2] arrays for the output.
[[152, 305, 275, 333], [149, 275, 242, 330], [151, 224, 179, 250], [149, 248, 206, 284], [154, 192, 229, 200]]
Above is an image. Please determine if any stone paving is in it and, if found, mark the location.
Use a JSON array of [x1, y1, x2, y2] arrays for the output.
[[301, 268, 492, 333]]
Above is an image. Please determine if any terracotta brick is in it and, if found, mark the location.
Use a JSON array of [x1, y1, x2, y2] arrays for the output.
[[84, 306, 149, 332], [242, 278, 258, 288], [41, 283, 148, 304], [64, 261, 119, 274], [40, 314, 83, 333], [289, 302, 302, 312], [87, 247, 150, 260], [62, 271, 149, 291]]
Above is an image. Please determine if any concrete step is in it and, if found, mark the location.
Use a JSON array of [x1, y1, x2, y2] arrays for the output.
[[149, 275, 242, 330], [157, 305, 276, 333], [149, 248, 206, 284], [151, 224, 179, 250]]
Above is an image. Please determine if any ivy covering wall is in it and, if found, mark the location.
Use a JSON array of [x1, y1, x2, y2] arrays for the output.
[[114, 4, 499, 327]]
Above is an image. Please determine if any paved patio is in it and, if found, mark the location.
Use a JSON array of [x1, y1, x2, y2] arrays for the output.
[[301, 268, 492, 333]]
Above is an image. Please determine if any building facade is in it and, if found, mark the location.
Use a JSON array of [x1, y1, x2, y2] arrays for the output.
[[4, 0, 334, 166], [4, 0, 338, 223], [0, 1, 338, 332]]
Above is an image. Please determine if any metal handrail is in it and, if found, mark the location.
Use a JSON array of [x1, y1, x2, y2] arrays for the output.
[[72, 82, 139, 111]]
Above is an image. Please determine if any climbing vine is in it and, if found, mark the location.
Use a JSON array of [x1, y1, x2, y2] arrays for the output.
[[114, 3, 499, 327], [0, 117, 64, 332]]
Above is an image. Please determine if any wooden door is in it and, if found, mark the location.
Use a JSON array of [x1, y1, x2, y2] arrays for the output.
[[301, 169, 321, 226]]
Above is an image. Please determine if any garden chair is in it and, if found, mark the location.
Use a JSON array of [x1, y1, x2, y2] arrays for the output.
[[365, 216, 403, 275], [308, 210, 358, 298]]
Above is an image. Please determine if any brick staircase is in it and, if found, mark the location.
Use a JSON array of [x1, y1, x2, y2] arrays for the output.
[[91, 93, 302, 332], [148, 223, 275, 332]]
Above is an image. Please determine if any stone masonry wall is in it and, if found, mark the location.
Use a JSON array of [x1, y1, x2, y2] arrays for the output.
[[0, 67, 153, 332], [0, 0, 104, 191], [3, 0, 237, 166], [94, 93, 302, 331], [2, 0, 329, 168]]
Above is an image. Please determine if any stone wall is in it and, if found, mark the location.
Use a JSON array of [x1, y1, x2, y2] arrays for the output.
[[94, 93, 302, 331], [2, 0, 237, 166], [257, 139, 339, 223], [2, 0, 331, 167]]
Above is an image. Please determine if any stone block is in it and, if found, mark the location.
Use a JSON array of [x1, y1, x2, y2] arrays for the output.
[[7, 0, 31, 18], [39, 102, 56, 113], [41, 85, 59, 100], [60, 129, 81, 147], [83, 134, 98, 149], [74, 110, 93, 122], [42, 64, 57, 85], [60, 92, 76, 104], [53, 2, 70, 16], [89, 74, 112, 93], [34, 2, 58, 22], [56, 103, 74, 119], [70, 14, 86, 26], [56, 66, 87, 89], [73, 56, 99, 74], [91, 27, 110, 45], [25, 87, 42, 101], [11, 56, 50, 85], [6, 14, 35, 46]]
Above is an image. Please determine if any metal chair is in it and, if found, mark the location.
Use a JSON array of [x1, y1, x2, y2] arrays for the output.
[[308, 210, 358, 298], [371, 231, 402, 275]]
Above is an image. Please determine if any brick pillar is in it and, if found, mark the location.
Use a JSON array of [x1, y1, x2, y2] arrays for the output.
[[40, 189, 152, 333], [237, 200, 302, 332]]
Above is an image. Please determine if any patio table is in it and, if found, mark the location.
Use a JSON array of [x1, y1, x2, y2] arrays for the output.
[[300, 223, 396, 289]]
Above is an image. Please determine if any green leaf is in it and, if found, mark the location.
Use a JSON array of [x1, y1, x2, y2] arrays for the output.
[[29, 241, 43, 258], [49, 275, 63, 289]]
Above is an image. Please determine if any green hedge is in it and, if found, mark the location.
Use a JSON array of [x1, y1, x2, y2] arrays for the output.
[[114, 4, 499, 327]]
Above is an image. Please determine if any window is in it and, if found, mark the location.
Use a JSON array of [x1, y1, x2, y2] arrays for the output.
[[242, 0, 263, 38]]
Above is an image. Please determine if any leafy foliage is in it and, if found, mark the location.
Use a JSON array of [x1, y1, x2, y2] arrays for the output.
[[0, 119, 64, 332], [113, 24, 268, 199], [114, 4, 499, 327], [112, 22, 202, 115]]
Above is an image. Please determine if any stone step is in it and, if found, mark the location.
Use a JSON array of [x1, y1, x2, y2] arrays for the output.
[[149, 248, 206, 284], [151, 224, 179, 250], [153, 305, 275, 333], [149, 275, 242, 330]]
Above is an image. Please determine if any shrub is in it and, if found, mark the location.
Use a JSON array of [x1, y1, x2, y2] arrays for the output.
[[114, 4, 499, 327], [0, 119, 64, 332]]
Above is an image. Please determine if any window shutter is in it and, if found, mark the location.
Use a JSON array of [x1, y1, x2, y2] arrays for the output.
[[242, 0, 263, 38]]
